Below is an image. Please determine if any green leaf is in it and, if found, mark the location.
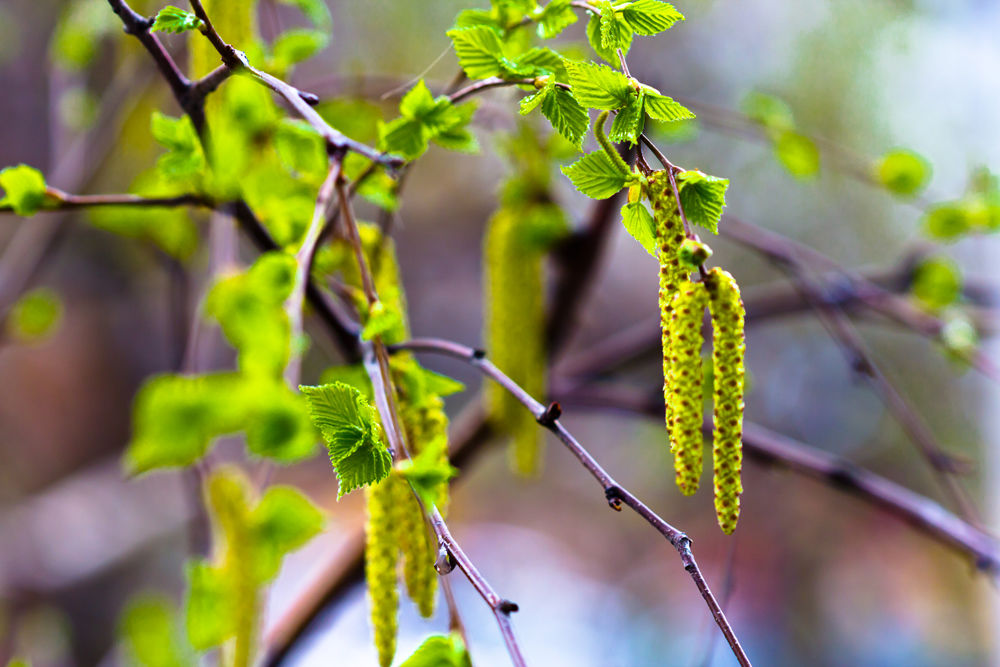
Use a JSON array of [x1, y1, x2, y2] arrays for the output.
[[361, 299, 405, 341], [621, 202, 657, 256], [561, 151, 631, 199], [400, 634, 472, 667], [399, 80, 440, 120], [585, 12, 619, 63], [396, 446, 457, 509], [676, 170, 729, 233], [564, 60, 633, 110], [620, 0, 684, 35], [539, 85, 589, 148], [911, 256, 962, 310], [5, 287, 62, 343], [185, 562, 235, 650], [150, 112, 205, 181], [245, 383, 318, 463], [379, 117, 429, 161], [598, 1, 633, 54], [271, 29, 328, 69], [151, 6, 204, 34], [609, 93, 645, 144], [642, 91, 695, 122], [536, 0, 577, 38], [50, 0, 119, 71], [249, 486, 325, 581], [447, 27, 505, 79], [89, 205, 198, 260], [0, 164, 47, 216], [119, 595, 195, 667], [923, 202, 972, 240], [519, 87, 547, 115], [299, 382, 392, 497], [274, 119, 327, 180], [875, 149, 931, 197], [773, 130, 820, 179], [741, 91, 794, 131]]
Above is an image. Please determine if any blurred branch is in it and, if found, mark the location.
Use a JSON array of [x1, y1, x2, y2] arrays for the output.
[[553, 382, 1000, 573], [391, 337, 753, 667]]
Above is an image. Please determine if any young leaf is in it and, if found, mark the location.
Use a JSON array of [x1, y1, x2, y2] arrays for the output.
[[676, 170, 729, 233], [911, 256, 962, 310], [609, 93, 645, 144], [0, 164, 47, 216], [643, 91, 695, 122], [396, 446, 458, 509], [245, 383, 317, 463], [5, 287, 62, 343], [277, 0, 333, 29], [249, 486, 325, 581], [378, 118, 428, 161], [150, 112, 205, 180], [151, 6, 205, 34], [561, 151, 631, 199], [399, 634, 472, 667], [773, 130, 820, 178], [300, 382, 393, 497], [536, 0, 577, 38], [585, 12, 619, 63], [741, 91, 794, 131], [185, 561, 235, 650], [598, 0, 633, 53], [875, 149, 931, 197], [620, 0, 684, 35], [564, 60, 633, 110], [539, 85, 589, 148], [119, 595, 196, 667], [621, 201, 657, 256], [361, 299, 405, 341], [923, 202, 972, 240], [271, 29, 328, 69], [447, 27, 505, 79]]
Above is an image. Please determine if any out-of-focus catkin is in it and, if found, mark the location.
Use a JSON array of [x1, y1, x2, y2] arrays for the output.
[[668, 281, 708, 495], [706, 268, 746, 535], [365, 476, 401, 667]]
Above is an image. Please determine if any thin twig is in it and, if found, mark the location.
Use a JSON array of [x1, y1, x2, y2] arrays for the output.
[[0, 190, 212, 214], [391, 337, 753, 667]]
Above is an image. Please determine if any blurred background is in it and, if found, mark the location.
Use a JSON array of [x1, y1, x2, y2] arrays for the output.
[[1, 0, 999, 665]]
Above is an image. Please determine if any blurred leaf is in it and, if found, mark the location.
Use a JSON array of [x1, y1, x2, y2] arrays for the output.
[[50, 0, 118, 70], [361, 300, 405, 341], [911, 256, 962, 311], [940, 314, 978, 364], [741, 91, 794, 131], [271, 29, 329, 70], [773, 130, 820, 179], [5, 288, 62, 343], [150, 113, 205, 181], [277, 0, 332, 29], [399, 634, 472, 667], [151, 6, 204, 34], [396, 446, 457, 510], [621, 201, 657, 256], [185, 561, 235, 650], [597, 1, 633, 54], [875, 149, 931, 197], [245, 382, 318, 463], [677, 170, 729, 233], [274, 119, 327, 181], [923, 202, 972, 240], [89, 205, 198, 260], [0, 164, 47, 216], [119, 595, 195, 667], [249, 486, 325, 581], [536, 0, 577, 38]]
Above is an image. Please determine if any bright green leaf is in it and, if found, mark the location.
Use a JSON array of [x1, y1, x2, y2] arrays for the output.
[[598, 0, 633, 54], [536, 0, 577, 38], [539, 85, 589, 148], [379, 117, 429, 161], [6, 287, 62, 343], [396, 445, 457, 509], [185, 561, 235, 650], [911, 256, 962, 310], [875, 149, 931, 197], [249, 486, 324, 581], [923, 202, 972, 240], [676, 170, 729, 233], [399, 634, 472, 667], [561, 150, 631, 199], [609, 93, 645, 144], [277, 0, 333, 28], [642, 91, 695, 122], [447, 27, 505, 79], [741, 91, 794, 131], [564, 60, 633, 110], [585, 12, 619, 63], [271, 29, 328, 69], [150, 112, 205, 181], [361, 300, 405, 341], [620, 0, 684, 35], [773, 130, 820, 179], [0, 164, 47, 216], [119, 595, 195, 667], [151, 6, 204, 34], [621, 202, 657, 256]]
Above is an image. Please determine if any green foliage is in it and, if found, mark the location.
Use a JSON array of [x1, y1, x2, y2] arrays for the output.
[[300, 382, 393, 497], [741, 91, 821, 178], [119, 595, 195, 667], [50, 0, 119, 71], [565, 60, 633, 110], [277, 0, 333, 29], [270, 29, 329, 71], [741, 91, 794, 131], [773, 130, 820, 178], [519, 81, 589, 148], [397, 445, 458, 510], [447, 26, 563, 81], [875, 149, 931, 197], [248, 486, 325, 581], [185, 561, 235, 650], [0, 164, 47, 216], [379, 81, 478, 160], [399, 634, 473, 667], [561, 150, 633, 198], [151, 6, 205, 34], [676, 170, 729, 233], [621, 201, 658, 256], [620, 0, 684, 35], [5, 288, 62, 343], [911, 256, 962, 311], [535, 0, 577, 38], [150, 112, 206, 183]]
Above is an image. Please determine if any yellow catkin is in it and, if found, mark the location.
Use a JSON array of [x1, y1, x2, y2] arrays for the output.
[[365, 477, 401, 667], [648, 171, 688, 439], [668, 281, 708, 495], [484, 208, 546, 476], [705, 268, 746, 534]]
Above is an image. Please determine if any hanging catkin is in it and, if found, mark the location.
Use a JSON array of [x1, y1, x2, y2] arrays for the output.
[[649, 171, 689, 439], [484, 207, 546, 476], [365, 476, 401, 667], [668, 280, 708, 495], [705, 268, 746, 534]]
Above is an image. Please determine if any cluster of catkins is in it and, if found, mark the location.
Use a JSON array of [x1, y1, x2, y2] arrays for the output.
[[648, 171, 746, 535]]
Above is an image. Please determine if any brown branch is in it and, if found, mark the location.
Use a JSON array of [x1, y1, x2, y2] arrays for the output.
[[391, 337, 753, 667], [448, 77, 536, 104], [0, 190, 212, 214], [553, 382, 1000, 573]]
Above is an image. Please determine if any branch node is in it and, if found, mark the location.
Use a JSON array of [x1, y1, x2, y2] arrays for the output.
[[604, 485, 623, 511], [471, 348, 487, 360], [537, 401, 562, 426], [498, 599, 520, 615], [299, 90, 321, 106]]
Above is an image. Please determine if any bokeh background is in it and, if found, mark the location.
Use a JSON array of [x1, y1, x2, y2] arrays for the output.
[[1, 0, 999, 665]]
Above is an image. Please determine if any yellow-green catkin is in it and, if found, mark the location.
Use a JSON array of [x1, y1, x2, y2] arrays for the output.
[[648, 171, 688, 438], [705, 268, 746, 534], [189, 0, 257, 79], [365, 476, 401, 667], [484, 208, 546, 476], [397, 396, 449, 617], [668, 281, 708, 495]]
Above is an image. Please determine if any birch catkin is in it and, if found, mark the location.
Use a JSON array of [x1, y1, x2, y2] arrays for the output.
[[365, 476, 401, 667], [706, 268, 746, 534], [668, 281, 708, 495], [649, 171, 688, 439]]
